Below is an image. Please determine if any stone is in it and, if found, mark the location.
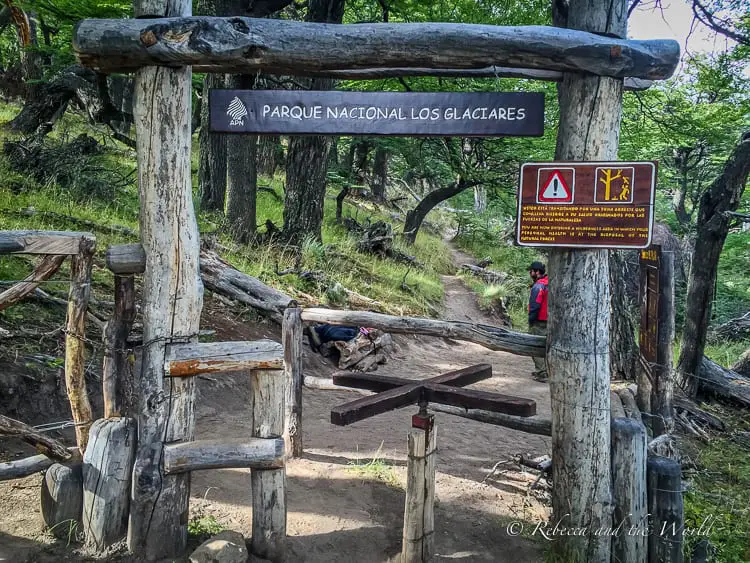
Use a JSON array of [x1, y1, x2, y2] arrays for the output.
[[189, 530, 249, 563]]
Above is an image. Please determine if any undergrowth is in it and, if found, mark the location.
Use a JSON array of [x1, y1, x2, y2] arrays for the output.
[[346, 442, 401, 488]]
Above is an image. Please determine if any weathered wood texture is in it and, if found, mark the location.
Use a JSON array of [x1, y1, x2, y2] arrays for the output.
[[65, 235, 96, 452], [103, 275, 136, 418], [697, 356, 750, 408], [402, 417, 436, 563], [0, 230, 90, 255], [611, 418, 647, 563], [106, 243, 145, 274], [251, 369, 287, 562], [164, 339, 283, 377], [73, 18, 679, 79], [610, 391, 626, 420], [428, 404, 552, 437], [301, 308, 544, 357], [41, 462, 83, 539], [0, 414, 72, 461], [0, 254, 65, 311], [617, 387, 643, 425], [651, 250, 675, 436], [547, 0, 627, 560], [0, 453, 57, 481], [82, 418, 136, 551], [283, 307, 303, 457], [162, 438, 285, 474], [647, 456, 683, 563], [636, 362, 653, 421], [460, 264, 506, 284], [325, 67, 653, 90], [127, 0, 203, 557]]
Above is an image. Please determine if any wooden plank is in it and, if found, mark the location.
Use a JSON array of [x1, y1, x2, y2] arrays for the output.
[[283, 307, 303, 457], [0, 414, 73, 461], [105, 243, 145, 274], [162, 438, 285, 474], [164, 339, 283, 377], [73, 18, 679, 80], [647, 455, 683, 563], [611, 418, 647, 563], [302, 308, 544, 357], [0, 230, 89, 255], [331, 363, 492, 393], [103, 275, 136, 418], [127, 0, 202, 558], [41, 462, 83, 538], [0, 254, 66, 311], [251, 369, 287, 562], [65, 234, 96, 452], [401, 416, 436, 563], [82, 418, 136, 552], [428, 404, 552, 437], [423, 383, 536, 417], [330, 384, 423, 426]]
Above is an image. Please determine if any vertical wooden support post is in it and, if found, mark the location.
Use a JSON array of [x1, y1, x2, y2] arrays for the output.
[[402, 413, 436, 563], [611, 418, 647, 563], [103, 275, 136, 418], [83, 417, 136, 551], [283, 306, 303, 457], [65, 234, 96, 452], [647, 456, 683, 563], [651, 250, 675, 437], [127, 0, 202, 559], [548, 1, 625, 560], [251, 369, 287, 561]]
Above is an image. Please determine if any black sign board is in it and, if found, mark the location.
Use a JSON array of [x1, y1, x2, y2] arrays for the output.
[[639, 246, 660, 372], [209, 90, 544, 137]]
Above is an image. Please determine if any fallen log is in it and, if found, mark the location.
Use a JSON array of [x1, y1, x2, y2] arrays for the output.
[[616, 388, 643, 425], [0, 449, 79, 481], [672, 397, 725, 431], [698, 356, 750, 408], [73, 18, 680, 80], [0, 254, 66, 311], [712, 312, 750, 342], [460, 264, 506, 285], [732, 348, 750, 377], [0, 415, 73, 461]]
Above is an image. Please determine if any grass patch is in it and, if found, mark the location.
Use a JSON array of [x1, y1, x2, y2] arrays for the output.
[[347, 442, 401, 488], [187, 514, 226, 542]]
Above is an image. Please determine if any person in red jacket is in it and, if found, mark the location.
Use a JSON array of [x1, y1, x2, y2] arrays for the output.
[[528, 261, 549, 381]]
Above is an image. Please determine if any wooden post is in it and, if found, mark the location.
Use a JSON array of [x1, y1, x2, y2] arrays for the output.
[[83, 418, 136, 551], [41, 462, 83, 538], [611, 418, 647, 563], [65, 234, 96, 452], [102, 275, 136, 418], [651, 250, 675, 436], [127, 0, 202, 559], [251, 369, 286, 561], [283, 306, 303, 457], [547, 1, 626, 559], [401, 413, 436, 563], [647, 456, 683, 563]]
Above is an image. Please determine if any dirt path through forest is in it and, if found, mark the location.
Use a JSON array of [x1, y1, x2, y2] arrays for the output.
[[190, 245, 552, 562]]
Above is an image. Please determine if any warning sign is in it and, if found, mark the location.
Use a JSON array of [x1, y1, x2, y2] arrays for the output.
[[537, 168, 574, 204], [516, 161, 657, 249]]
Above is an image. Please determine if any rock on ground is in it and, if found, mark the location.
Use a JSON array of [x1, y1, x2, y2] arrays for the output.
[[189, 530, 249, 563]]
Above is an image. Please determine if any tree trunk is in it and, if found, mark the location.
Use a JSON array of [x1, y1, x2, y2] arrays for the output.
[[609, 250, 639, 380], [403, 179, 477, 245], [257, 135, 281, 178], [371, 145, 388, 202], [225, 73, 258, 243], [548, 1, 625, 560], [282, 0, 345, 245], [672, 147, 692, 227], [678, 133, 750, 396], [353, 139, 372, 184], [473, 185, 487, 214], [198, 73, 227, 212]]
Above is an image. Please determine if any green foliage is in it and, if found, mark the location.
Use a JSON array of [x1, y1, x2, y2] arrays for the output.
[[347, 442, 400, 488], [187, 514, 225, 540]]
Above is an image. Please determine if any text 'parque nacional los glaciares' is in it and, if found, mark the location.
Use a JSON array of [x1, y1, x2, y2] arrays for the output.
[[209, 90, 545, 136]]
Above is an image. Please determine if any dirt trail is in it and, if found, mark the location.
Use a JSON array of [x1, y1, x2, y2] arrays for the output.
[[191, 246, 552, 562]]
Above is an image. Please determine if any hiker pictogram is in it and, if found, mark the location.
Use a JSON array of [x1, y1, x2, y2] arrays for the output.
[[536, 168, 575, 204], [595, 166, 634, 203]]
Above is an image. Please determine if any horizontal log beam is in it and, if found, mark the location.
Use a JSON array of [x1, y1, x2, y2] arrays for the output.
[[106, 243, 145, 274], [0, 231, 93, 255], [429, 404, 551, 436], [0, 415, 74, 461], [73, 17, 679, 80], [164, 339, 284, 377], [326, 67, 653, 90], [301, 308, 545, 357], [0, 448, 79, 482], [162, 438, 285, 474]]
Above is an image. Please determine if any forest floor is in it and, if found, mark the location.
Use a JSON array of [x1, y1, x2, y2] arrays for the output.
[[0, 246, 553, 562]]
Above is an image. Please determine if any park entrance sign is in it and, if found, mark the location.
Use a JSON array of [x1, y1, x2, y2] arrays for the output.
[[209, 90, 544, 136], [516, 161, 657, 248]]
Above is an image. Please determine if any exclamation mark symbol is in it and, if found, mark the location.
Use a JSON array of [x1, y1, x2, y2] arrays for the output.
[[553, 177, 559, 198]]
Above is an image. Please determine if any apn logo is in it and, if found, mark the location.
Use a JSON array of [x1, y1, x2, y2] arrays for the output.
[[226, 96, 248, 127]]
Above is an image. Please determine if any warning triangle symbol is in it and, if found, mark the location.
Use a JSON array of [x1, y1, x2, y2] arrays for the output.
[[540, 171, 572, 201]]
